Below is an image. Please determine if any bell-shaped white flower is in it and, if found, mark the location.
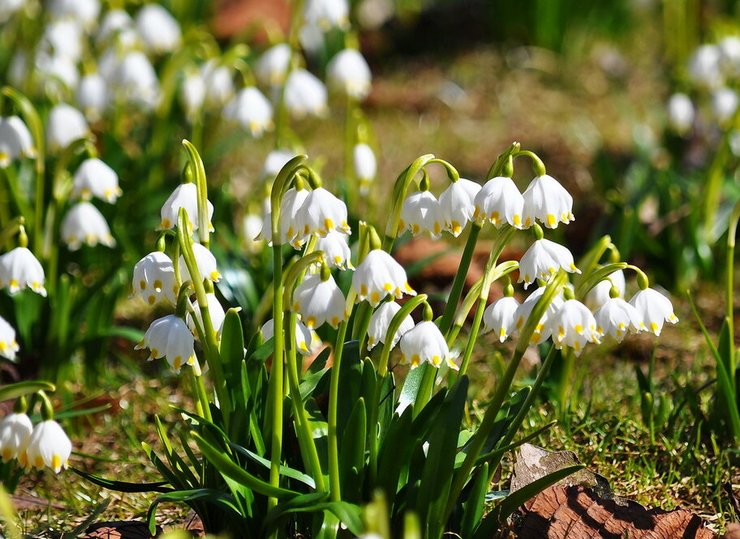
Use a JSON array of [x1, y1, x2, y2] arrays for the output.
[[136, 314, 199, 373], [179, 243, 221, 283], [400, 320, 457, 370], [584, 270, 626, 311], [629, 288, 678, 336], [96, 9, 133, 45], [135, 4, 181, 54], [276, 187, 310, 247], [188, 293, 226, 337], [24, 419, 72, 473], [261, 318, 323, 356], [483, 296, 520, 342], [518, 238, 579, 289], [40, 19, 83, 62], [223, 87, 274, 137], [522, 175, 574, 229], [160, 183, 214, 230], [0, 117, 26, 168], [243, 213, 265, 254], [201, 60, 235, 109], [284, 69, 328, 119], [46, 103, 90, 153], [295, 187, 351, 240], [327, 49, 372, 100], [711, 87, 738, 126], [0, 412, 32, 462], [3, 116, 35, 159], [77, 73, 108, 121], [255, 43, 291, 87], [439, 178, 481, 236], [400, 190, 443, 239], [550, 299, 601, 355], [262, 149, 296, 179], [719, 36, 740, 77], [61, 202, 115, 250], [367, 301, 414, 350], [72, 158, 121, 203], [0, 316, 19, 360], [688, 44, 723, 89], [49, 0, 100, 29], [132, 251, 177, 306], [352, 249, 415, 307], [113, 51, 160, 109], [292, 273, 346, 329], [594, 297, 642, 342], [317, 231, 353, 270], [0, 246, 46, 296], [304, 0, 350, 30], [513, 286, 564, 344], [473, 176, 524, 228], [354, 143, 376, 194], [667, 93, 694, 134], [180, 69, 206, 119]]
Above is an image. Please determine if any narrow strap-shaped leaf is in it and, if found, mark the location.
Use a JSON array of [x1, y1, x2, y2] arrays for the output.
[[263, 493, 363, 537], [154, 416, 199, 486], [230, 443, 316, 489], [460, 463, 489, 538], [146, 488, 243, 535], [339, 397, 367, 503], [0, 381, 55, 402], [72, 467, 172, 493]]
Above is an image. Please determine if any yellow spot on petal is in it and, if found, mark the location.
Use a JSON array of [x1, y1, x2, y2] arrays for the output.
[[34, 455, 44, 469], [306, 317, 317, 328], [412, 224, 420, 234], [331, 316, 339, 327], [499, 328, 507, 340], [51, 454, 62, 472], [210, 271, 221, 281], [299, 341, 308, 352], [148, 295, 156, 305], [2, 448, 11, 461], [360, 284, 368, 297], [153, 279, 163, 291], [451, 221, 462, 235], [431, 355, 441, 367], [383, 282, 393, 291], [370, 291, 380, 304], [513, 214, 522, 226], [173, 356, 182, 370], [650, 322, 659, 333], [558, 326, 565, 338], [18, 452, 27, 467], [524, 217, 532, 227], [411, 354, 421, 367], [546, 214, 556, 227], [139, 280, 146, 290], [491, 211, 500, 224], [434, 223, 441, 235], [574, 341, 581, 352], [324, 218, 334, 231], [161, 218, 171, 228], [334, 255, 342, 264], [574, 324, 583, 334]]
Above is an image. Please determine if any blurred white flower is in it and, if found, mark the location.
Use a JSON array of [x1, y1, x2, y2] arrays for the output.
[[352, 249, 415, 307], [483, 296, 520, 342], [549, 299, 601, 355], [400, 320, 457, 370], [135, 4, 181, 54], [473, 176, 524, 228], [76, 73, 108, 121], [48, 0, 100, 30], [179, 242, 221, 283], [0, 0, 24, 23], [61, 201, 116, 250], [96, 9, 133, 45], [327, 49, 372, 100], [711, 87, 738, 126], [688, 44, 723, 89], [0, 316, 19, 361], [353, 143, 376, 194], [132, 251, 177, 306], [629, 288, 678, 336], [180, 69, 206, 119], [284, 69, 328, 119], [223, 87, 274, 137], [46, 103, 90, 152], [0, 246, 46, 296], [262, 149, 295, 179], [400, 190, 443, 239], [242, 213, 265, 253], [201, 60, 235, 109], [113, 51, 160, 109], [72, 158, 121, 203], [292, 273, 346, 329], [304, 0, 350, 31], [719, 36, 740, 77], [367, 301, 414, 350], [522, 174, 574, 229], [0, 117, 27, 167], [0, 412, 32, 462], [6, 116, 35, 158], [136, 314, 199, 373], [439, 178, 481, 236], [255, 43, 291, 87], [666, 93, 694, 134], [40, 19, 83, 61], [24, 420, 72, 473], [275, 187, 310, 246], [35, 52, 79, 94], [518, 238, 579, 289], [159, 183, 214, 231]]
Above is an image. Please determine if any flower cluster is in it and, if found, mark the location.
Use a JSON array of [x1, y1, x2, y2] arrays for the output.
[[0, 413, 72, 474]]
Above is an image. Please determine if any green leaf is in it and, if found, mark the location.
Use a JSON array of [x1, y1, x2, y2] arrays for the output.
[[460, 462, 489, 539], [0, 381, 55, 402], [398, 364, 425, 413], [339, 397, 366, 503], [147, 489, 243, 535], [263, 493, 363, 537], [230, 443, 316, 489], [71, 468, 171, 493]]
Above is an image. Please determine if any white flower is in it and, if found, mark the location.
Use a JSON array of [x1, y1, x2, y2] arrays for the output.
[[399, 320, 457, 370], [180, 69, 206, 119], [262, 149, 296, 179], [317, 231, 353, 269], [188, 293, 226, 336], [135, 4, 181, 54], [522, 175, 574, 229], [0, 413, 32, 462], [327, 49, 372, 100], [353, 143, 376, 194], [400, 190, 443, 238], [367, 301, 414, 350], [201, 60, 234, 109], [40, 19, 83, 62], [96, 9, 133, 44], [629, 288, 678, 336], [24, 420, 72, 473], [277, 187, 311, 246], [179, 243, 221, 283], [292, 273, 346, 329], [136, 314, 199, 373], [594, 297, 642, 342], [439, 178, 481, 236], [76, 73, 108, 121], [113, 51, 160, 109], [296, 187, 351, 240], [160, 183, 214, 231], [48, 0, 100, 29], [261, 318, 323, 356], [688, 44, 723, 89], [223, 87, 274, 137], [352, 249, 415, 307], [242, 213, 265, 253], [550, 299, 601, 355], [513, 286, 564, 344], [482, 296, 520, 342], [719, 36, 740, 76], [132, 251, 177, 306], [711, 87, 738, 126], [0, 0, 24, 23], [284, 69, 328, 119], [61, 201, 116, 250], [35, 52, 79, 95], [0, 246, 46, 296], [518, 239, 579, 289], [304, 0, 350, 30], [46, 104, 90, 153], [299, 24, 324, 55], [0, 316, 19, 360], [473, 176, 524, 228], [667, 93, 694, 134], [584, 269, 626, 311], [5, 116, 34, 159], [0, 117, 26, 167], [72, 158, 121, 203], [255, 43, 291, 87]]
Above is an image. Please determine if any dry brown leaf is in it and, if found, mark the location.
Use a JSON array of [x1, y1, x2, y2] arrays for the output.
[[83, 521, 157, 539]]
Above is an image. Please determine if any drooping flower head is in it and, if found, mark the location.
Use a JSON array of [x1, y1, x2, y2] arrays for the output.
[[284, 69, 328, 119], [629, 287, 678, 336], [0, 316, 19, 360], [223, 87, 274, 137], [594, 296, 642, 342], [521, 174, 574, 229], [367, 301, 414, 350], [317, 231, 353, 270], [549, 299, 601, 355], [134, 4, 181, 54], [352, 249, 415, 307], [179, 242, 221, 284], [473, 176, 524, 228], [666, 93, 695, 134], [518, 238, 579, 289], [295, 187, 351, 240], [584, 269, 626, 311], [0, 246, 46, 296], [46, 103, 90, 153], [72, 158, 122, 203], [399, 320, 457, 370], [482, 296, 520, 343], [513, 286, 565, 345], [327, 49, 372, 100], [400, 190, 443, 239], [160, 183, 214, 231], [255, 43, 291, 87], [136, 314, 199, 374], [61, 202, 116, 250], [439, 178, 481, 236], [0, 412, 32, 462], [261, 318, 323, 356], [132, 251, 177, 306], [292, 272, 346, 329], [24, 419, 72, 473], [354, 143, 376, 195], [188, 293, 226, 337]]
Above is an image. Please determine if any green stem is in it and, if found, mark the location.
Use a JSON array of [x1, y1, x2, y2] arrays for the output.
[[439, 223, 481, 336], [412, 364, 437, 417], [327, 319, 349, 502], [191, 369, 212, 422], [727, 203, 739, 385], [702, 137, 729, 241], [459, 298, 486, 377]]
